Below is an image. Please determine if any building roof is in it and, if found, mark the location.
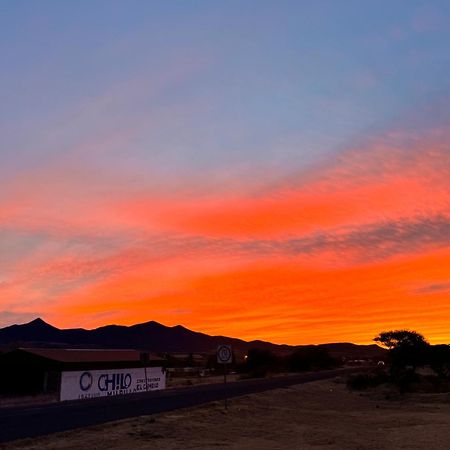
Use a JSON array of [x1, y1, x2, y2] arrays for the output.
[[18, 348, 164, 363]]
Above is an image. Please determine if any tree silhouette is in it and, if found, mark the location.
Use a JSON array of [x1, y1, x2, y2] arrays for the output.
[[374, 330, 428, 350], [374, 330, 429, 373]]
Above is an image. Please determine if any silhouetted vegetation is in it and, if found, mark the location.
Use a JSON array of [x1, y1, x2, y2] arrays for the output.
[[241, 346, 339, 378], [244, 348, 281, 377], [374, 330, 429, 372], [373, 330, 430, 391], [429, 344, 450, 378], [347, 330, 450, 393], [287, 347, 338, 372], [347, 369, 389, 390]]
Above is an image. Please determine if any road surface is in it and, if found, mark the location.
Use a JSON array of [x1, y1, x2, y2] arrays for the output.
[[0, 367, 366, 443]]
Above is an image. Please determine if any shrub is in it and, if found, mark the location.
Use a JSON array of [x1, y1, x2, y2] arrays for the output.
[[429, 345, 450, 378], [245, 348, 280, 377], [347, 370, 388, 390]]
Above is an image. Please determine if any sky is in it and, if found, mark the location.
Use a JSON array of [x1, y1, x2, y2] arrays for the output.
[[1, 0, 450, 344]]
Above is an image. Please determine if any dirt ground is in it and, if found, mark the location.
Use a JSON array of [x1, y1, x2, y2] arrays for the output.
[[4, 377, 450, 450]]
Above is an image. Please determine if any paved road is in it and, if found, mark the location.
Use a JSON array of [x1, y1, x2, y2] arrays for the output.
[[0, 367, 367, 443]]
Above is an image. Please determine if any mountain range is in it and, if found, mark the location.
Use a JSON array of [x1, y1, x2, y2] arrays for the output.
[[0, 318, 386, 359]]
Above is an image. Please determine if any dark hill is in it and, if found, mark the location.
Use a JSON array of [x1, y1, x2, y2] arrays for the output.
[[0, 318, 61, 343], [319, 343, 387, 360], [0, 318, 386, 358], [0, 318, 278, 353]]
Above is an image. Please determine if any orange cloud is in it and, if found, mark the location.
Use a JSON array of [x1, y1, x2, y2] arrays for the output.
[[2, 127, 450, 344], [114, 132, 450, 239], [47, 245, 450, 344]]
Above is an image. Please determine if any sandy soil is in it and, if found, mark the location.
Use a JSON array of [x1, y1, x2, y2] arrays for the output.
[[4, 377, 450, 450]]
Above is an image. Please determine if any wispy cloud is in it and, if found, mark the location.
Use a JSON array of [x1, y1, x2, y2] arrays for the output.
[[1, 99, 450, 343], [412, 282, 450, 295]]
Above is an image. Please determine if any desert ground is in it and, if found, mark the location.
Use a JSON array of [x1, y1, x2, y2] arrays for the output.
[[4, 377, 450, 450]]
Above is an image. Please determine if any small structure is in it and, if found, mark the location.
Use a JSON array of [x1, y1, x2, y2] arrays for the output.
[[0, 348, 166, 398]]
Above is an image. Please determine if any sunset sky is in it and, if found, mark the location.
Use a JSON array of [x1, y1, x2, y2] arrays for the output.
[[1, 1, 450, 344]]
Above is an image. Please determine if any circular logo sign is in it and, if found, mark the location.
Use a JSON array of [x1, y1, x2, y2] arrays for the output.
[[217, 345, 232, 364], [79, 371, 93, 391]]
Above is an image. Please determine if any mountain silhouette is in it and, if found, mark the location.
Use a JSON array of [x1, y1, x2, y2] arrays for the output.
[[0, 318, 386, 358]]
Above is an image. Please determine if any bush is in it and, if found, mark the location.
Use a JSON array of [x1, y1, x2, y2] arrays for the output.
[[245, 348, 280, 378], [390, 367, 419, 393], [429, 345, 450, 378], [347, 370, 388, 390]]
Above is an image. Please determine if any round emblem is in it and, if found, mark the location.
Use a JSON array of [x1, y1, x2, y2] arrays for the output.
[[217, 345, 232, 363], [79, 371, 93, 391]]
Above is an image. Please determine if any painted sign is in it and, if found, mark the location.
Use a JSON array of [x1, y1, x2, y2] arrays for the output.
[[60, 367, 166, 401], [217, 345, 232, 364]]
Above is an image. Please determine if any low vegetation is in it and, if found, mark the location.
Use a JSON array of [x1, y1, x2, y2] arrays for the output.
[[240, 346, 340, 378]]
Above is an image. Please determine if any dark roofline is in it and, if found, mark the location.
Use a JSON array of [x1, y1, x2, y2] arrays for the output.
[[16, 348, 164, 364]]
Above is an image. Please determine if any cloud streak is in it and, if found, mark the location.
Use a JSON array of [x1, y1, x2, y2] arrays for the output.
[[1, 100, 450, 343]]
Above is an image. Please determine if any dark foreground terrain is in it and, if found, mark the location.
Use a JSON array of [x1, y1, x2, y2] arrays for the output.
[[0, 368, 360, 443], [5, 375, 450, 450]]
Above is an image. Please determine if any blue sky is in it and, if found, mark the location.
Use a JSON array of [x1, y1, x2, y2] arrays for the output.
[[2, 0, 449, 178]]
